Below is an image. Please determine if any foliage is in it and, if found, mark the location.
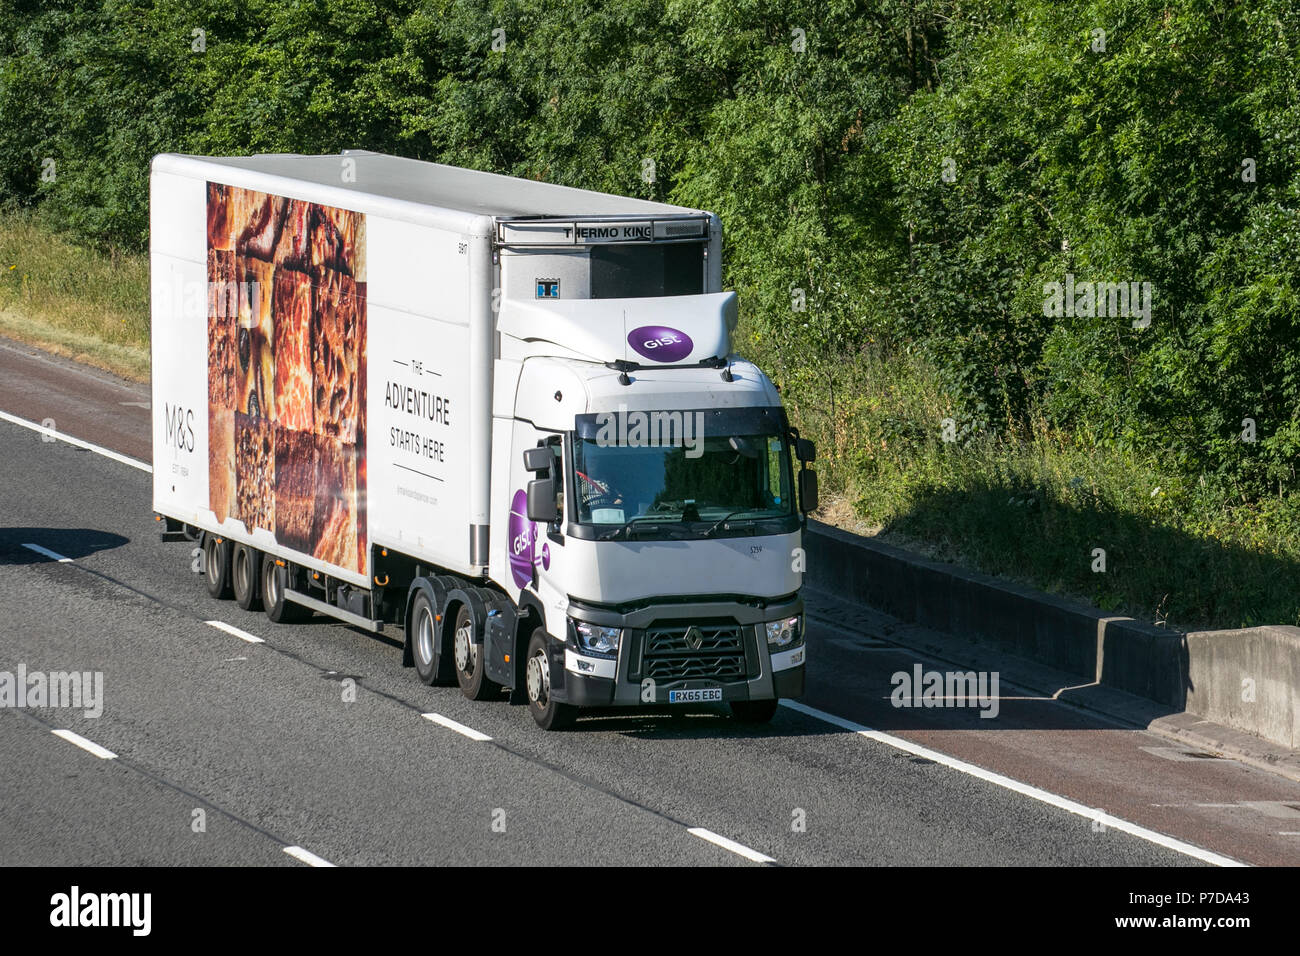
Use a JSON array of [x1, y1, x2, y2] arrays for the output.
[[3, 0, 1299, 624]]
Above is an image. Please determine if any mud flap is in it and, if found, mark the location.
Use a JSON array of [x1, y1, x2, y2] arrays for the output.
[[484, 603, 518, 690]]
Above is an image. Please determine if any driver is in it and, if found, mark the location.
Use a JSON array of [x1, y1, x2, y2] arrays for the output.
[[577, 469, 625, 512]]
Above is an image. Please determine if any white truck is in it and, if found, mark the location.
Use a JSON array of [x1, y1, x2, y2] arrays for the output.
[[150, 150, 817, 729]]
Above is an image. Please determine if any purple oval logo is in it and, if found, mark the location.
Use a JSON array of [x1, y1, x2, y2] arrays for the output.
[[628, 326, 693, 363], [508, 489, 534, 588], [541, 542, 551, 571]]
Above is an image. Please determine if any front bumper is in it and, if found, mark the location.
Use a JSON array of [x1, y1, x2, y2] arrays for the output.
[[548, 594, 806, 707]]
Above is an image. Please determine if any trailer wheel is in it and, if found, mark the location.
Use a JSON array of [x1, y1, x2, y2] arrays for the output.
[[729, 699, 779, 723], [261, 559, 309, 624], [452, 602, 500, 701], [410, 589, 447, 685], [525, 629, 576, 731], [203, 533, 233, 599], [231, 544, 262, 611]]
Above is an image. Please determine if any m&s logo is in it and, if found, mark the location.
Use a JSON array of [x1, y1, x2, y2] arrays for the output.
[[163, 403, 195, 453]]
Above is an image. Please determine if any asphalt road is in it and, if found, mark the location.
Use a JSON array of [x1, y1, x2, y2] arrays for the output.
[[2, 337, 1298, 866]]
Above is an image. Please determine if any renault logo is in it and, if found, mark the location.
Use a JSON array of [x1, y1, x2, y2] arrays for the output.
[[684, 626, 703, 650]]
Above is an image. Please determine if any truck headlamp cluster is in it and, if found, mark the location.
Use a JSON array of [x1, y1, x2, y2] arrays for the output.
[[765, 615, 803, 650], [572, 621, 622, 659]]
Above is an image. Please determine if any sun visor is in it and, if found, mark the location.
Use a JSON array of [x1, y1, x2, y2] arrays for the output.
[[498, 291, 737, 365]]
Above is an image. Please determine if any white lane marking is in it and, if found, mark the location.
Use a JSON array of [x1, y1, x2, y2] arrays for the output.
[[0, 409, 152, 473], [421, 712, 491, 743], [283, 846, 336, 867], [22, 543, 72, 563], [52, 729, 118, 760], [422, 712, 493, 742], [205, 620, 265, 644], [119, 401, 150, 409], [780, 700, 1246, 867], [687, 827, 776, 864]]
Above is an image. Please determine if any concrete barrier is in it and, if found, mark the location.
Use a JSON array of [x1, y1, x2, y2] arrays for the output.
[[806, 519, 1299, 750], [1185, 626, 1300, 750]]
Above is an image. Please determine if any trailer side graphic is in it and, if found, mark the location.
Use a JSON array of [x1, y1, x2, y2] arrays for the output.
[[205, 183, 368, 576]]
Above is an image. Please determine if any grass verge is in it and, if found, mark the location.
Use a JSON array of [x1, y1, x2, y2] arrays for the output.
[[0, 208, 149, 381], [760, 342, 1300, 633]]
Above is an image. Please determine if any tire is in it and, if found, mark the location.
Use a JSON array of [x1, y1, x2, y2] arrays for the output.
[[261, 558, 309, 624], [203, 533, 233, 599], [524, 629, 577, 730], [729, 698, 779, 723], [231, 544, 262, 611], [452, 602, 501, 701], [410, 589, 447, 685]]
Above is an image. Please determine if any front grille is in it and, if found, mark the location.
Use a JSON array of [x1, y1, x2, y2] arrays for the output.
[[642, 622, 747, 682]]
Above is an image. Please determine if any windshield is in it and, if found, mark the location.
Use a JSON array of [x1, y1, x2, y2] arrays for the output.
[[571, 407, 795, 536]]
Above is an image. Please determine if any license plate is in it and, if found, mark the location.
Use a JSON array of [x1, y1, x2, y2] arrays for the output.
[[669, 688, 722, 703]]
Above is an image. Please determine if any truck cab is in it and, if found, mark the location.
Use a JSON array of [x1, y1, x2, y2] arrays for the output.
[[489, 225, 816, 728]]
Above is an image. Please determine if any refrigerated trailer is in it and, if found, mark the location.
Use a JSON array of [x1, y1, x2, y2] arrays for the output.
[[150, 150, 817, 729]]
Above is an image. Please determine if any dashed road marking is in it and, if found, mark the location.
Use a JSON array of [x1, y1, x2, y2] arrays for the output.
[[283, 846, 336, 867], [22, 543, 72, 563], [422, 712, 492, 742], [51, 729, 117, 760], [687, 827, 775, 864], [205, 620, 265, 644]]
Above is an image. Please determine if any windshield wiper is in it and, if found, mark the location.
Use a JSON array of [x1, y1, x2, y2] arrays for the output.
[[701, 510, 760, 538], [597, 517, 692, 541], [597, 523, 634, 541]]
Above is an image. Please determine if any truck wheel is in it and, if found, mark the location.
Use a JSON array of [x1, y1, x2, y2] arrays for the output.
[[261, 559, 308, 624], [525, 629, 576, 731], [452, 602, 500, 701], [729, 699, 779, 723], [231, 544, 262, 611], [203, 533, 233, 599], [410, 589, 447, 685]]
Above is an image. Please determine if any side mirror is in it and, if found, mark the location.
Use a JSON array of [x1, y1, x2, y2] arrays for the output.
[[796, 438, 817, 463], [523, 446, 551, 473], [527, 478, 558, 523], [798, 469, 819, 514]]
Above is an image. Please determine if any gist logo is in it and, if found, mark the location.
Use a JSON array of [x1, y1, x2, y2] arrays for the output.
[[627, 326, 693, 363], [508, 490, 535, 589], [507, 490, 550, 588]]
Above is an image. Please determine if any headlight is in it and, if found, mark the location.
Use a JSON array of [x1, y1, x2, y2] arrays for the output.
[[765, 615, 803, 649], [573, 621, 622, 658]]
